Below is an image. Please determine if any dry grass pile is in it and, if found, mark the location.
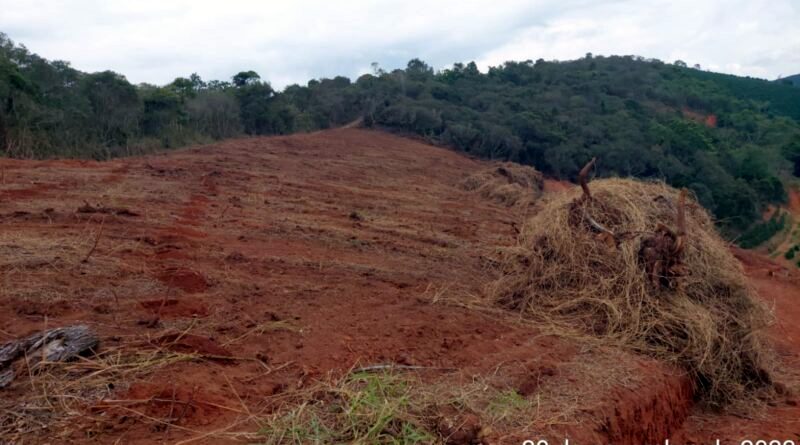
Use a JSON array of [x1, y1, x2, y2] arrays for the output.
[[490, 177, 773, 406], [462, 163, 543, 207]]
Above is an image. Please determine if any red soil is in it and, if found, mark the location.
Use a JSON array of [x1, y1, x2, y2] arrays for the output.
[[140, 298, 210, 318], [682, 107, 718, 128], [153, 333, 233, 357], [0, 128, 798, 443], [156, 267, 210, 293]]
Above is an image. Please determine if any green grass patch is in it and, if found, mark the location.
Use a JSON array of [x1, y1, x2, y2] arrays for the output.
[[258, 372, 433, 445], [256, 370, 562, 445], [486, 390, 532, 423]]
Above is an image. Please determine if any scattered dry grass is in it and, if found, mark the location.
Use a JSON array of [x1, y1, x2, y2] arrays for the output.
[[0, 344, 201, 442], [489, 178, 774, 406], [0, 319, 285, 444], [461, 163, 543, 207]]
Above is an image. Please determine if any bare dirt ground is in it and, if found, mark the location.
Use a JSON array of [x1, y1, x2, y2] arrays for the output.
[[0, 128, 798, 444]]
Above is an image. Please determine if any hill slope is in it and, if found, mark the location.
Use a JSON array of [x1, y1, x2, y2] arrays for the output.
[[2, 30, 800, 235], [1, 129, 799, 443], [778, 73, 800, 87], [0, 128, 692, 443]]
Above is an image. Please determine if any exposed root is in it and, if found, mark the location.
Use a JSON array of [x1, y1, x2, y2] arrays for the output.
[[577, 157, 597, 202], [639, 189, 689, 289]]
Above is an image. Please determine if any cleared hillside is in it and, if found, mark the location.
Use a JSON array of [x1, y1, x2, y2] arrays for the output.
[[1, 129, 798, 444], [3, 30, 800, 237]]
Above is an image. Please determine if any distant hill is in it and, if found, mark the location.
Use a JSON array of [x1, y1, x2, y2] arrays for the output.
[[680, 69, 800, 120], [778, 73, 800, 88], [2, 30, 800, 237]]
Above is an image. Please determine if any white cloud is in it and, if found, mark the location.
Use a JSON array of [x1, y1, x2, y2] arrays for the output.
[[476, 0, 800, 79], [0, 0, 797, 88]]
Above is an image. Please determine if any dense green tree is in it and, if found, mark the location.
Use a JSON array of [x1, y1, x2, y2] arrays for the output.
[[232, 70, 261, 87], [186, 90, 242, 139], [140, 85, 183, 136], [783, 139, 800, 176], [235, 77, 277, 134]]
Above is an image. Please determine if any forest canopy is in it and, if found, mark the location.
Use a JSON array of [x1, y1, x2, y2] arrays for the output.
[[2, 32, 799, 237]]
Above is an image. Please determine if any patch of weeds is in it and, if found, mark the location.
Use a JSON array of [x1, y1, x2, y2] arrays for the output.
[[258, 372, 433, 445], [487, 390, 532, 423], [257, 369, 570, 444]]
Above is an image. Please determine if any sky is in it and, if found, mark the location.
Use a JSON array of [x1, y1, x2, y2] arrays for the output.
[[1, 0, 798, 89]]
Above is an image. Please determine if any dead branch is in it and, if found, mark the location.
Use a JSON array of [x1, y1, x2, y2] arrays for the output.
[[639, 189, 690, 289], [175, 386, 196, 427], [584, 210, 614, 237], [0, 325, 99, 388], [571, 157, 619, 247], [578, 157, 597, 201], [82, 216, 105, 263], [673, 189, 687, 255]]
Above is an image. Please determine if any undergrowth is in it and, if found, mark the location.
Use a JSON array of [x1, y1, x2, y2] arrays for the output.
[[739, 212, 787, 248], [259, 372, 433, 445]]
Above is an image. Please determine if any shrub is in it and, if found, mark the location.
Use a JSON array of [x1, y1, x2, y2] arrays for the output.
[[738, 213, 787, 249]]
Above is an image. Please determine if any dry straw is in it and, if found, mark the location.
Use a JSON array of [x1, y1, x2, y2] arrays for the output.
[[461, 163, 544, 207], [489, 177, 773, 406]]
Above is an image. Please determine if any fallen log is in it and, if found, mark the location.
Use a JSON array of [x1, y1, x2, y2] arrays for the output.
[[0, 325, 99, 388]]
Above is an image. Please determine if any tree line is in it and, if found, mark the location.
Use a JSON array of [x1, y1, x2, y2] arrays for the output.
[[2, 32, 800, 237]]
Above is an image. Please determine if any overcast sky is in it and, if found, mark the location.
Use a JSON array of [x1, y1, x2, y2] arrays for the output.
[[1, 0, 798, 89]]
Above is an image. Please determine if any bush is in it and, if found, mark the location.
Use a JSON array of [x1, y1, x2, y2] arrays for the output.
[[739, 213, 787, 249]]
